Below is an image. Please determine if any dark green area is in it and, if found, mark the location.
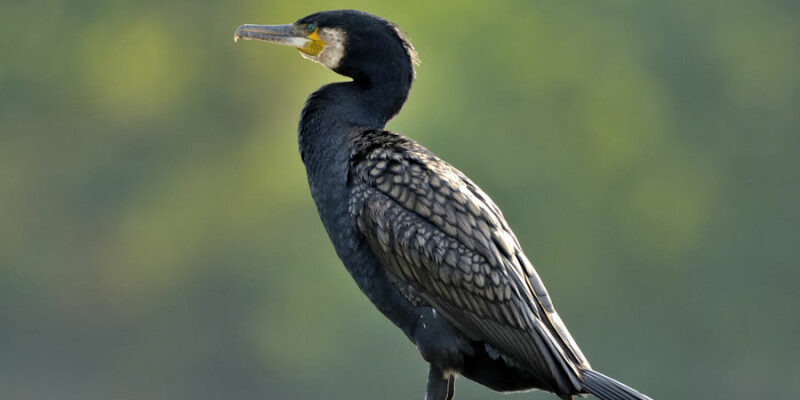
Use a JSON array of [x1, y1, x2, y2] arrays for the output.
[[1, 1, 798, 399]]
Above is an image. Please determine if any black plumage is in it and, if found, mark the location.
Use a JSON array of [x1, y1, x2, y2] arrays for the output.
[[234, 10, 652, 400]]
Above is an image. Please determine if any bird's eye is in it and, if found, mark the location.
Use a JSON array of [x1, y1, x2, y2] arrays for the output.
[[307, 24, 316, 33]]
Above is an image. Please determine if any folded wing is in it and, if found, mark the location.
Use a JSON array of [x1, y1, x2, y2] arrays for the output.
[[348, 130, 589, 394]]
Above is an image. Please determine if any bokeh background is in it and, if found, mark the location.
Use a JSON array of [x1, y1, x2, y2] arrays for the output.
[[2, 0, 798, 399]]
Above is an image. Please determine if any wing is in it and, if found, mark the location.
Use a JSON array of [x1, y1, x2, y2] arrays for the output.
[[348, 130, 589, 393]]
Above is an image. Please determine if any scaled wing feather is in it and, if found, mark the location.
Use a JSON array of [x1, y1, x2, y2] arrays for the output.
[[348, 130, 589, 392]]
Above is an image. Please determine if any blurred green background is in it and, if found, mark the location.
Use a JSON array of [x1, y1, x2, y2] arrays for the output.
[[2, 0, 798, 399]]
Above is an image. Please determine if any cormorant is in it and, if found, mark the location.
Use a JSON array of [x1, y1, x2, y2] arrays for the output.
[[234, 10, 652, 400]]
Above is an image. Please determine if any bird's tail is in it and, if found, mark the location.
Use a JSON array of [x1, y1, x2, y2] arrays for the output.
[[580, 369, 652, 400]]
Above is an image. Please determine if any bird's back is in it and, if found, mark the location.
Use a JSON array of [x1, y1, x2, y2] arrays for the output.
[[347, 129, 589, 395]]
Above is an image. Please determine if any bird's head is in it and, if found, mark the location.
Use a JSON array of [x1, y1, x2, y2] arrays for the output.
[[235, 10, 419, 86]]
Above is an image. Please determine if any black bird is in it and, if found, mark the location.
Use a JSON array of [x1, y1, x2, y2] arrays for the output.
[[235, 10, 652, 400]]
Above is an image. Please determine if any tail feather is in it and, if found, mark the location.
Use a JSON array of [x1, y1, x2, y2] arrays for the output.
[[581, 369, 652, 400]]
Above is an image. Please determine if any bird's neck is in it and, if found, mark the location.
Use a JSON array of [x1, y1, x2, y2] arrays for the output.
[[296, 75, 411, 243], [298, 73, 412, 160], [352, 63, 413, 124]]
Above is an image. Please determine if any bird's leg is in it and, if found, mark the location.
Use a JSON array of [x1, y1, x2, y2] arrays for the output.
[[425, 364, 455, 400], [446, 373, 455, 400]]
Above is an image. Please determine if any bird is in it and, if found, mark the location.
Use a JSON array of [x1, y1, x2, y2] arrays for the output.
[[234, 10, 652, 400]]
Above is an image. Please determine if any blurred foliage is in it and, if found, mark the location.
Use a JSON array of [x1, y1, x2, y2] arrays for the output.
[[1, 0, 799, 399]]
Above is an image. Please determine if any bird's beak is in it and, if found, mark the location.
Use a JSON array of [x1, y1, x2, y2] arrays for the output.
[[234, 24, 324, 56]]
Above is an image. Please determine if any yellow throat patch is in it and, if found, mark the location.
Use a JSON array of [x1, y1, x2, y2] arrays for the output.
[[301, 29, 325, 56]]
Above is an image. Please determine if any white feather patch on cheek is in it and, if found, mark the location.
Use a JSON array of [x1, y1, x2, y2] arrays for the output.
[[301, 27, 347, 70]]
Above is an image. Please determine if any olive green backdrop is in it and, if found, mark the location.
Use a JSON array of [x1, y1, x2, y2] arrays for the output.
[[2, 0, 798, 399]]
